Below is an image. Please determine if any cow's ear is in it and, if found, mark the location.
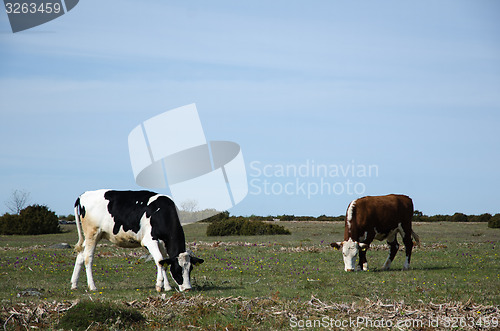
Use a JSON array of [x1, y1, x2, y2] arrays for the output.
[[359, 243, 369, 251], [191, 256, 204, 266], [330, 242, 343, 250], [159, 258, 174, 267]]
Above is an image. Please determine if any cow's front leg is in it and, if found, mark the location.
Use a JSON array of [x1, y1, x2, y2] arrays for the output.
[[144, 241, 172, 292], [358, 249, 368, 271], [158, 241, 172, 291], [155, 264, 172, 292], [383, 239, 399, 270]]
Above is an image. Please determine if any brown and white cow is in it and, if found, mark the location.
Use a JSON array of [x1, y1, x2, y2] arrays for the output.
[[331, 194, 419, 272], [70, 189, 204, 292]]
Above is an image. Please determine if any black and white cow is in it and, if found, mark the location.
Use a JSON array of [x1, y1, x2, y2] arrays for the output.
[[331, 194, 419, 272], [70, 189, 204, 292]]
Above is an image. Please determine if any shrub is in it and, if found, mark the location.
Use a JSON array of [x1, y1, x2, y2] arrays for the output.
[[414, 214, 451, 222], [469, 213, 492, 222], [207, 219, 291, 236], [0, 213, 21, 235], [58, 300, 144, 330], [278, 214, 295, 222], [451, 212, 468, 222], [207, 219, 242, 236], [20, 204, 61, 235], [488, 214, 500, 229], [204, 211, 230, 223], [0, 204, 60, 235], [413, 212, 492, 223]]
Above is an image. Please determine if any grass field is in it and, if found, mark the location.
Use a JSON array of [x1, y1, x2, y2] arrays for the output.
[[1, 221, 499, 330]]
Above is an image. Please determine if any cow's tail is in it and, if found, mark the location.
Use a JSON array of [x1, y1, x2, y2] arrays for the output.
[[74, 197, 84, 253], [411, 230, 420, 247], [346, 200, 356, 222]]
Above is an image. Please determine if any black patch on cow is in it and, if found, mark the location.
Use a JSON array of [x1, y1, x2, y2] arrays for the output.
[[170, 260, 187, 286], [146, 195, 186, 257], [74, 197, 86, 218], [104, 190, 157, 235], [103, 190, 186, 258]]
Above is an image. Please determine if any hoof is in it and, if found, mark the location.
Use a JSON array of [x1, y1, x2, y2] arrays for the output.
[[155, 286, 162, 292]]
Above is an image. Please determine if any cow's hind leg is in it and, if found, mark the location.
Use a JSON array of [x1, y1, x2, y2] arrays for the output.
[[402, 233, 414, 270], [83, 238, 99, 291], [71, 245, 85, 289], [382, 238, 399, 270]]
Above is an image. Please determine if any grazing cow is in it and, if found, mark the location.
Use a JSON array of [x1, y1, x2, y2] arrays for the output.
[[331, 194, 419, 272], [70, 189, 204, 292]]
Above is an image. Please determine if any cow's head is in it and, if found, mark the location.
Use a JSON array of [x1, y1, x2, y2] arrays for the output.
[[159, 252, 204, 291], [331, 238, 368, 272]]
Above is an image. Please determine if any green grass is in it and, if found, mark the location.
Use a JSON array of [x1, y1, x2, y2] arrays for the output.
[[0, 222, 499, 329]]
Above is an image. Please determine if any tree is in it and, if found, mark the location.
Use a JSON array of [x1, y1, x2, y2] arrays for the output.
[[413, 210, 423, 217], [179, 199, 199, 212], [5, 189, 31, 215]]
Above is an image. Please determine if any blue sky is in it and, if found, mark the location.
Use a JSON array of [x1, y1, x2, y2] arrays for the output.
[[1, 0, 499, 217]]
